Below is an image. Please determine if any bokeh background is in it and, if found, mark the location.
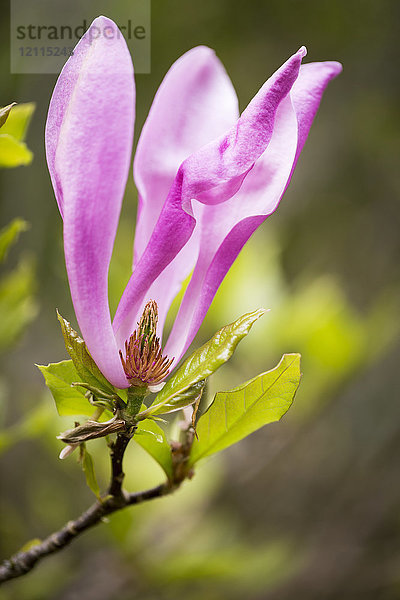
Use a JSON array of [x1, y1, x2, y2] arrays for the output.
[[1, 0, 400, 598]]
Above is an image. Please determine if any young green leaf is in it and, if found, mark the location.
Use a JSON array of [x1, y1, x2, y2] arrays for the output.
[[37, 360, 96, 417], [0, 104, 16, 129], [139, 380, 205, 418], [81, 446, 100, 498], [0, 134, 33, 167], [189, 354, 301, 465], [0, 258, 37, 353], [0, 102, 35, 140], [18, 538, 42, 553], [152, 309, 265, 413], [56, 311, 115, 395], [0, 218, 29, 263], [71, 382, 123, 413], [134, 419, 173, 480]]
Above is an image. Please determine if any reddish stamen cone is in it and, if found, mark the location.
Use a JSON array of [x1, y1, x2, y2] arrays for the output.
[[119, 300, 174, 386]]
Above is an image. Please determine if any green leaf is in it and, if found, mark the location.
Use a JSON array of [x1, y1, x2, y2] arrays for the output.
[[153, 309, 265, 413], [81, 446, 100, 498], [0, 104, 16, 129], [37, 360, 95, 417], [0, 134, 33, 167], [0, 402, 53, 456], [0, 102, 35, 140], [140, 380, 205, 418], [134, 419, 173, 480], [19, 538, 42, 553], [0, 104, 35, 168], [56, 311, 115, 395], [0, 218, 29, 263], [189, 354, 301, 465], [0, 258, 37, 353]]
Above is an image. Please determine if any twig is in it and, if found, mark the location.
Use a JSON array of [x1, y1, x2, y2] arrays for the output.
[[0, 425, 179, 584], [0, 482, 173, 583], [108, 431, 133, 497]]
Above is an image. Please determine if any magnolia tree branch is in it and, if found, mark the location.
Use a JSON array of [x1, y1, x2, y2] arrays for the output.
[[108, 432, 133, 497], [0, 482, 173, 583], [0, 429, 181, 584]]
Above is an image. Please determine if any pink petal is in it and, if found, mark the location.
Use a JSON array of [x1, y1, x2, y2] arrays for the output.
[[165, 60, 343, 362], [291, 61, 343, 162], [114, 47, 239, 346], [113, 47, 306, 346], [45, 16, 135, 387], [133, 45, 239, 264]]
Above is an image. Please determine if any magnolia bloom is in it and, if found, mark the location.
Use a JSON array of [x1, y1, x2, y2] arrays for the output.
[[45, 16, 342, 389]]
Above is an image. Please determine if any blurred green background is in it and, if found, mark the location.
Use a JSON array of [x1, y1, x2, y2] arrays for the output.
[[1, 0, 400, 598]]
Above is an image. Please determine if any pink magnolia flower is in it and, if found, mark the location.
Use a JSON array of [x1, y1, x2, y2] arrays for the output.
[[45, 16, 342, 389]]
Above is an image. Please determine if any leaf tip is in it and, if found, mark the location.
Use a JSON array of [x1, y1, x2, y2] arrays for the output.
[[0, 102, 17, 128]]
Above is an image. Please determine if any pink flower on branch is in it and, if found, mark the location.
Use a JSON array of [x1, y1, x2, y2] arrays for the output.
[[45, 16, 342, 389]]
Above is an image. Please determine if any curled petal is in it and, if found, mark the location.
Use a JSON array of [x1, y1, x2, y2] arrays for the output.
[[165, 60, 343, 362], [45, 16, 135, 387], [114, 47, 239, 346], [133, 45, 239, 264], [114, 47, 306, 345]]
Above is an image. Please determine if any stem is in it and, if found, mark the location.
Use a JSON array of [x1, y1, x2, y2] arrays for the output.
[[108, 432, 132, 497], [125, 385, 148, 419], [0, 482, 173, 583], [0, 423, 179, 584], [0, 395, 196, 584]]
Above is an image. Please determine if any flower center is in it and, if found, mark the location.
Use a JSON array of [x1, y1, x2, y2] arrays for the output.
[[119, 300, 174, 386]]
